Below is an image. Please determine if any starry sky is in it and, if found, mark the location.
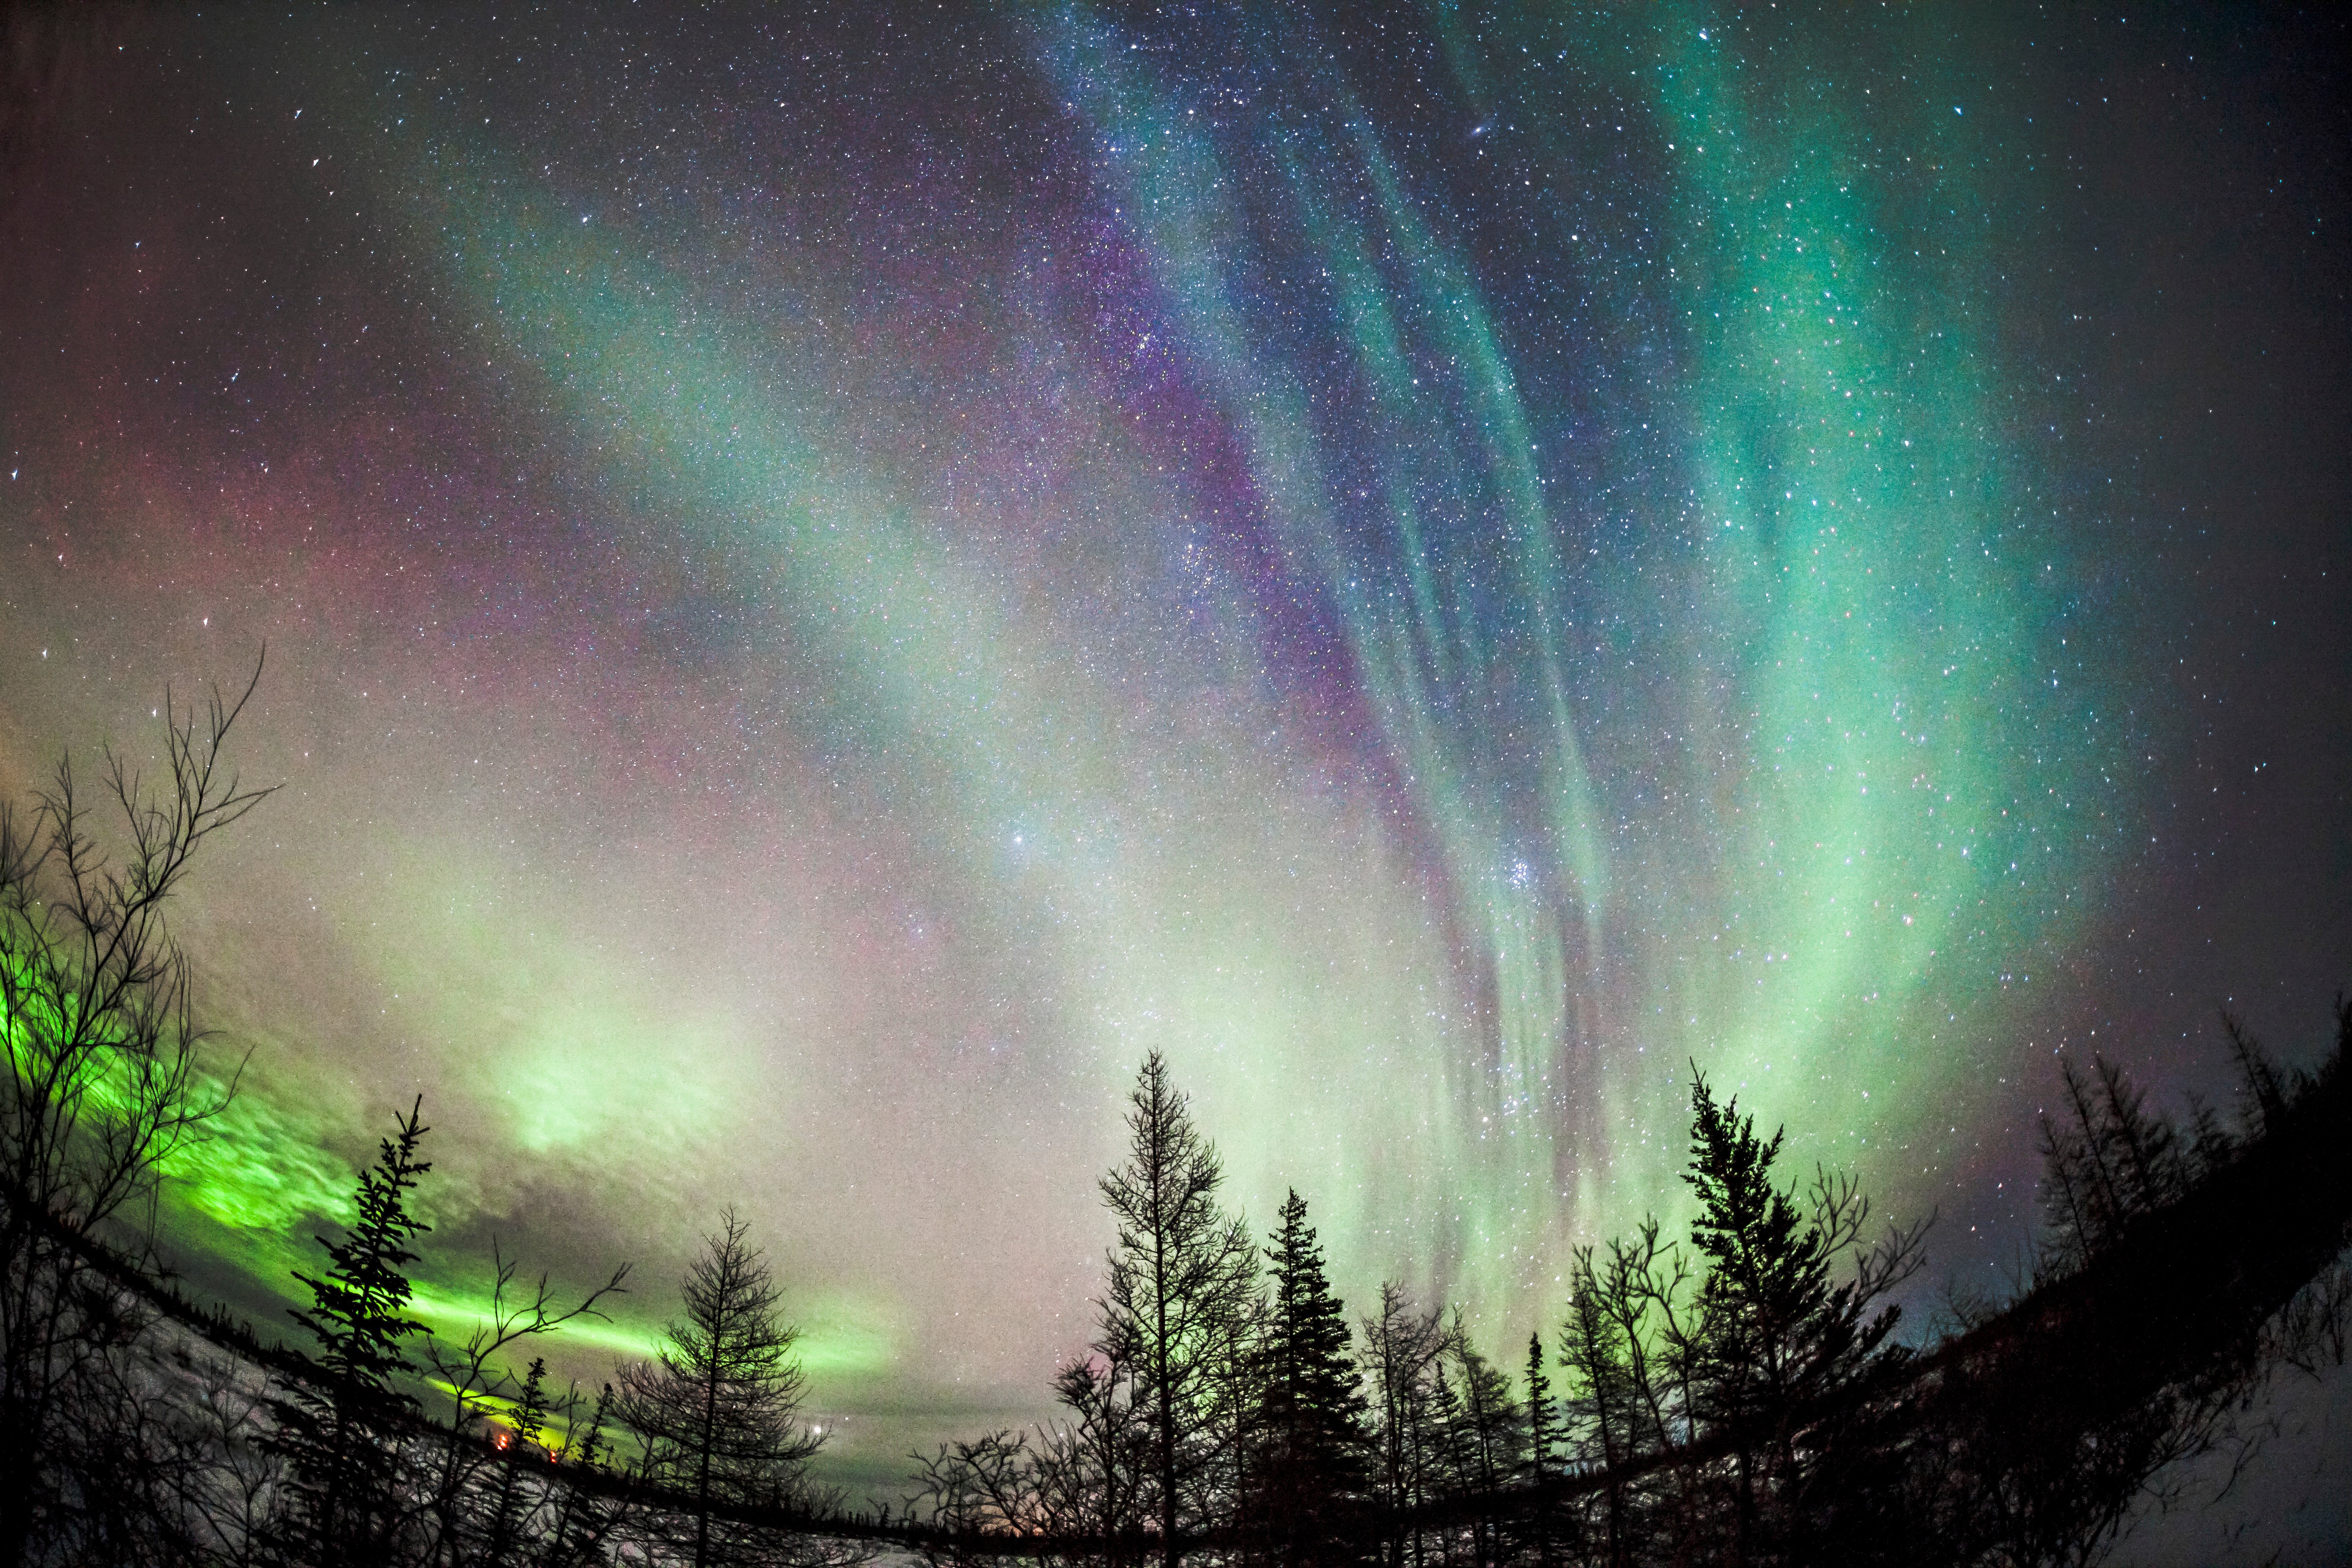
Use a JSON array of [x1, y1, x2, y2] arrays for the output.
[[1, 0, 2345, 1525]]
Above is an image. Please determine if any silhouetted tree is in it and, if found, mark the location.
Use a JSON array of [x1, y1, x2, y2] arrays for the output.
[[1359, 1283, 1454, 1568], [537, 1382, 636, 1568], [899, 1003, 2344, 1568], [479, 1355, 554, 1566], [1591, 1222, 1710, 1561], [618, 1207, 826, 1568], [266, 1096, 433, 1568], [908, 1427, 1041, 1553], [0, 664, 270, 1566], [1247, 1189, 1365, 1562], [1096, 1053, 1258, 1568], [1521, 1331, 1557, 1567], [1444, 1323, 1522, 1568], [1916, 1010, 2352, 1568], [911, 1344, 1159, 1558], [1683, 1072, 1912, 1559], [1559, 1248, 1642, 1568], [415, 1242, 627, 1565], [1048, 1340, 1153, 1552]]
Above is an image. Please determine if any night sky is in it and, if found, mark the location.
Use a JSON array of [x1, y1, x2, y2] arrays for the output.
[[2, 0, 2345, 1541]]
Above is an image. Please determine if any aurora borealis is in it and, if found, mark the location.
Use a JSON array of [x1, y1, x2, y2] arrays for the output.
[[1, 0, 2345, 1540]]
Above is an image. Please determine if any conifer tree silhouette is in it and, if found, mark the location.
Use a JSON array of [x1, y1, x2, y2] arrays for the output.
[[1249, 1189, 1366, 1560], [1683, 1072, 1904, 1559], [1098, 1052, 1258, 1568], [618, 1207, 824, 1568], [268, 1096, 433, 1568], [1522, 1331, 1558, 1567]]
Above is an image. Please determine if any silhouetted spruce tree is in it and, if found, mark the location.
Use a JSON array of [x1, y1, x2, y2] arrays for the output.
[[1097, 1052, 1258, 1568], [411, 1240, 629, 1565], [1683, 1071, 1905, 1561], [617, 1207, 825, 1568], [267, 1096, 434, 1568], [1247, 1189, 1366, 1562], [1522, 1331, 1557, 1568], [1935, 1011, 2352, 1568], [1419, 1350, 1472, 1561]]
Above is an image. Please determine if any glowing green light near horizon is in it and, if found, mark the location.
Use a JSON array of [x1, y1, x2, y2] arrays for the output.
[[402, 1279, 896, 1382], [0, 951, 347, 1238], [5, 946, 887, 1390]]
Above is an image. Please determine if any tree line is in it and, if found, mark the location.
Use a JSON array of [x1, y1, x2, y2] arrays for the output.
[[3, 679, 2348, 1567], [908, 1025, 2351, 1568]]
